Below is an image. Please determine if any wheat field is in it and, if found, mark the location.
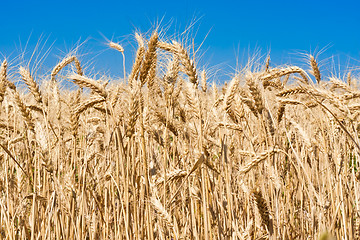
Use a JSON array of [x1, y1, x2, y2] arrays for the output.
[[0, 30, 359, 239]]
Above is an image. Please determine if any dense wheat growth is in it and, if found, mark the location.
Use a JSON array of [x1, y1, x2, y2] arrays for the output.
[[0, 30, 359, 239]]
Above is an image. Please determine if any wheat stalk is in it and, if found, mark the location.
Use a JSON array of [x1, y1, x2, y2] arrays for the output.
[[1, 28, 360, 239], [69, 89, 81, 136]]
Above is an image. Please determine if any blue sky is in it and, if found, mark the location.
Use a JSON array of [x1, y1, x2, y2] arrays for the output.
[[1, 0, 360, 82]]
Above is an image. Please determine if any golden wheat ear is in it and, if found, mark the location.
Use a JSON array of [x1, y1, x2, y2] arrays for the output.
[[261, 66, 309, 83], [251, 189, 273, 235], [246, 73, 264, 115], [224, 77, 240, 123], [309, 54, 321, 84], [109, 42, 124, 53], [69, 74, 107, 99], [0, 60, 8, 105], [139, 31, 158, 86], [172, 41, 198, 86], [347, 72, 352, 86], [51, 55, 83, 82], [200, 70, 207, 92], [19, 67, 43, 105], [128, 33, 146, 85], [13, 88, 35, 132]]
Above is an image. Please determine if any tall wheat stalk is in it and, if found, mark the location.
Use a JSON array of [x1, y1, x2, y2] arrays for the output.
[[0, 29, 359, 239]]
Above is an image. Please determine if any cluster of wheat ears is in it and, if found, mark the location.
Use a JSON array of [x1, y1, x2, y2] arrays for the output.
[[0, 30, 360, 239]]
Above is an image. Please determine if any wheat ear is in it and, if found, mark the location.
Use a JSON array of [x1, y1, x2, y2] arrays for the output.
[[330, 77, 352, 92], [19, 67, 42, 104], [261, 66, 309, 83], [263, 78, 284, 89], [347, 72, 352, 86], [139, 31, 158, 85], [183, 81, 200, 119], [51, 56, 83, 82], [239, 88, 258, 116], [265, 56, 270, 72], [13, 90, 35, 132], [251, 189, 273, 235], [155, 110, 179, 136], [283, 74, 290, 85], [276, 87, 306, 97], [310, 55, 321, 84], [126, 88, 141, 137], [128, 33, 145, 84], [74, 96, 106, 116], [172, 41, 198, 85], [238, 148, 281, 174], [155, 169, 187, 186], [109, 42, 124, 53], [0, 60, 8, 105], [246, 74, 264, 114], [69, 74, 107, 98], [150, 196, 178, 238], [164, 56, 180, 86], [157, 41, 173, 52], [224, 77, 240, 123], [200, 70, 207, 92], [277, 103, 285, 124], [145, 53, 157, 88]]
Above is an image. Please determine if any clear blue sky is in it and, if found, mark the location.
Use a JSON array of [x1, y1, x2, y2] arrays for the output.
[[1, 0, 360, 82]]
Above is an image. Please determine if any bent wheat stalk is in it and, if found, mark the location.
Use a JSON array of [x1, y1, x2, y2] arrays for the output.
[[260, 66, 309, 83], [51, 56, 83, 82]]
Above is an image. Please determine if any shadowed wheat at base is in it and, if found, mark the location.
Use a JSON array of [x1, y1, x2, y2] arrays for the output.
[[0, 29, 359, 239]]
